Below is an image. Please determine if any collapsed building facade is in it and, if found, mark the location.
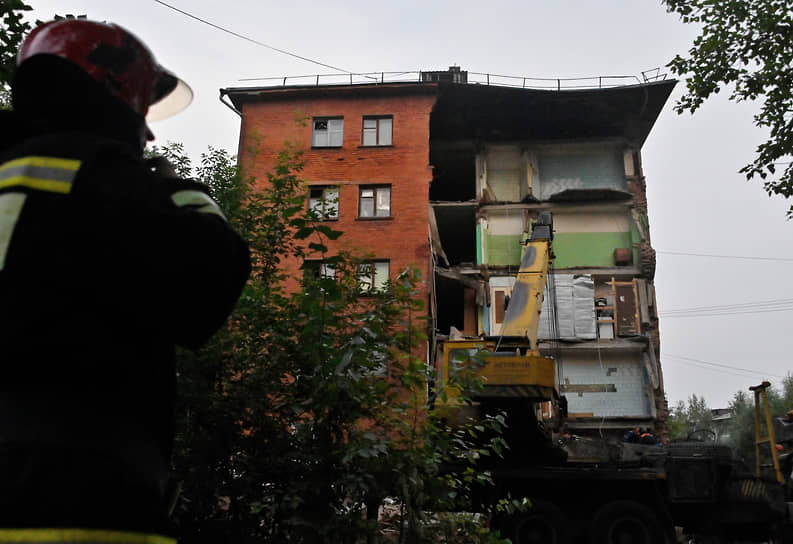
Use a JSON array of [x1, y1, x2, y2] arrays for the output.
[[222, 68, 676, 436]]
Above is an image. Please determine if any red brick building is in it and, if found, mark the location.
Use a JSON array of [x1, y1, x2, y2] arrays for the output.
[[226, 84, 437, 295], [222, 69, 675, 437]]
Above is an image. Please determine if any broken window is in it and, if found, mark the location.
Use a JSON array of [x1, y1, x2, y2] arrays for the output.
[[358, 261, 389, 292], [362, 116, 392, 146], [359, 185, 391, 218], [308, 186, 339, 220], [312, 117, 344, 147]]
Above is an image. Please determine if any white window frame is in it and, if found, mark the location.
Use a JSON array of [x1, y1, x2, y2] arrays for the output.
[[308, 185, 339, 220], [358, 261, 389, 292], [312, 117, 344, 147], [358, 185, 391, 218], [362, 116, 393, 146], [304, 260, 337, 280]]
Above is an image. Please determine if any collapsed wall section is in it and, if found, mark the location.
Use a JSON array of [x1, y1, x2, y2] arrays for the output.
[[430, 139, 664, 433]]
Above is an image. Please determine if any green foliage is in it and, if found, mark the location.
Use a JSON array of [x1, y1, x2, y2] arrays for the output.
[[667, 394, 714, 442], [727, 376, 793, 470], [155, 142, 507, 542], [727, 390, 756, 469], [663, 0, 793, 215], [0, 0, 32, 108]]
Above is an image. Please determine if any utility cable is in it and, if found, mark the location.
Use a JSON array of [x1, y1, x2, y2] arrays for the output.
[[657, 250, 793, 262], [151, 0, 355, 74], [663, 357, 769, 379], [660, 306, 793, 319], [661, 352, 786, 379], [661, 298, 793, 315]]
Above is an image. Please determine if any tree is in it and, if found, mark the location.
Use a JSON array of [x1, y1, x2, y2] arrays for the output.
[[148, 142, 510, 543], [663, 0, 793, 215], [726, 376, 793, 470], [667, 394, 714, 441], [0, 0, 32, 107]]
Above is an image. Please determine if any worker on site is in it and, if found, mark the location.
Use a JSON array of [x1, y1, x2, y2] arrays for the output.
[[0, 19, 250, 543], [623, 427, 641, 443]]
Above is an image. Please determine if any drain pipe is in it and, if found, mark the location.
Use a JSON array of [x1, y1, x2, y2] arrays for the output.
[[219, 89, 242, 117]]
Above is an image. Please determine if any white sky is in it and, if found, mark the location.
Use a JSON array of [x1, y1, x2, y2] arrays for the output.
[[25, 0, 793, 410]]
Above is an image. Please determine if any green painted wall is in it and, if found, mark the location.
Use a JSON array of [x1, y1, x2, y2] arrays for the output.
[[485, 234, 522, 265], [476, 223, 483, 264], [553, 232, 632, 268], [630, 223, 641, 265]]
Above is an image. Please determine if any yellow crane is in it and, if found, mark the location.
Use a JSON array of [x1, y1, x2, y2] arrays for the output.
[[434, 212, 563, 445]]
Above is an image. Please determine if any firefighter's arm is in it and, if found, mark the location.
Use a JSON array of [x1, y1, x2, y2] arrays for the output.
[[144, 174, 251, 349], [73, 148, 251, 349]]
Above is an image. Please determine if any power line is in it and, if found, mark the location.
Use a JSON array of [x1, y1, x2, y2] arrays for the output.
[[662, 298, 793, 315], [660, 306, 793, 319], [657, 250, 793, 262], [661, 352, 786, 379], [663, 357, 767, 379], [660, 298, 793, 318], [151, 0, 354, 74], [665, 298, 793, 310]]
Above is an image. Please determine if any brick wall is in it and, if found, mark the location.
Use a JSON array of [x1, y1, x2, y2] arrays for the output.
[[237, 90, 438, 296]]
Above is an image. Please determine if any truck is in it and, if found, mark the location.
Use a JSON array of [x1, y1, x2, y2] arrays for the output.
[[433, 212, 793, 544]]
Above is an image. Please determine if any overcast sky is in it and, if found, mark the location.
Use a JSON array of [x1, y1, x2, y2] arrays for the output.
[[25, 0, 793, 410]]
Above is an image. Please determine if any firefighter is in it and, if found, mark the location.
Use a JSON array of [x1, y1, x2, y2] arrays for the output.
[[0, 19, 250, 543]]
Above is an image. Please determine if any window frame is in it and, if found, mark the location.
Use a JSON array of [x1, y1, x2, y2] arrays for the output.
[[361, 115, 393, 147], [303, 260, 337, 281], [312, 117, 344, 148], [308, 185, 339, 221], [358, 184, 391, 219], [358, 260, 390, 293]]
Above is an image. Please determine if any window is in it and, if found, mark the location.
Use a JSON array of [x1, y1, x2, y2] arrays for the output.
[[303, 260, 336, 280], [358, 261, 389, 292], [359, 185, 391, 218], [362, 116, 392, 146], [312, 117, 344, 147], [309, 186, 339, 220]]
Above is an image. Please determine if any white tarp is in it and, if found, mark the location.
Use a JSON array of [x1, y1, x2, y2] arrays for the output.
[[539, 273, 596, 340], [573, 275, 596, 339]]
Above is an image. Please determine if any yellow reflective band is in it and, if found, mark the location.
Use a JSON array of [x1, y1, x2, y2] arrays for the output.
[[0, 156, 82, 173], [0, 528, 176, 544], [0, 176, 73, 194], [0, 156, 82, 195]]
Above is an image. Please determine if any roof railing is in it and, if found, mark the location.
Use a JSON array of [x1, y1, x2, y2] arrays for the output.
[[236, 69, 666, 90]]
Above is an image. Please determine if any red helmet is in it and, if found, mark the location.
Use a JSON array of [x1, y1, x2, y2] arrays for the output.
[[17, 19, 192, 121]]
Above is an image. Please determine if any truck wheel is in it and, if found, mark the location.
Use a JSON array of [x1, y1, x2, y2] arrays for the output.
[[511, 500, 569, 544], [590, 500, 664, 544]]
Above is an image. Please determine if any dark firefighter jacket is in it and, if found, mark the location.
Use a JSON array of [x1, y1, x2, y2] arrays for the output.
[[0, 112, 251, 533]]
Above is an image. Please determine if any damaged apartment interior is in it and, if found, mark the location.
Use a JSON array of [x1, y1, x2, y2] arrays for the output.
[[427, 76, 675, 436]]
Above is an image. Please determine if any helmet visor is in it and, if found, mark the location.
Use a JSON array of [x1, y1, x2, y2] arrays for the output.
[[147, 76, 193, 122]]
